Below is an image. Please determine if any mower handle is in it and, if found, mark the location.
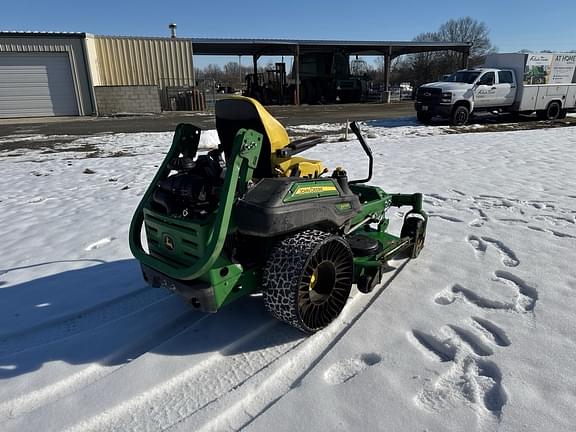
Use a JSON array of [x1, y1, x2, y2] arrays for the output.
[[349, 121, 373, 184]]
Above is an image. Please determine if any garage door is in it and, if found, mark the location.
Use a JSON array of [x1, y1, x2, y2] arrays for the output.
[[0, 53, 79, 118]]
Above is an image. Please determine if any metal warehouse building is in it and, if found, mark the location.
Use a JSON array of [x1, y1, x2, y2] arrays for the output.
[[87, 35, 194, 87], [0, 32, 195, 118]]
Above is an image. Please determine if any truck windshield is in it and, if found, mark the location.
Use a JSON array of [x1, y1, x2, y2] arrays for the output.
[[443, 71, 481, 84]]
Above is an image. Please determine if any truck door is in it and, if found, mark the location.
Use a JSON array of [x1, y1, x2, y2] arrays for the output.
[[495, 71, 516, 107], [474, 72, 497, 107]]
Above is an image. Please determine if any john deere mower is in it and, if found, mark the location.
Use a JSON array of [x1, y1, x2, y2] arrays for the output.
[[129, 96, 427, 333]]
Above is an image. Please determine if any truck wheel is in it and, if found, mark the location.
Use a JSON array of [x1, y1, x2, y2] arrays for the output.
[[541, 101, 562, 120], [559, 109, 568, 119], [451, 105, 469, 126], [417, 112, 432, 124], [263, 230, 353, 333]]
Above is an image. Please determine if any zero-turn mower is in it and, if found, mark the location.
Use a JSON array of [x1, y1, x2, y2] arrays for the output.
[[129, 96, 427, 333]]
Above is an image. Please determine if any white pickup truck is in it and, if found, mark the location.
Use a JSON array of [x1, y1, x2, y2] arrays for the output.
[[415, 53, 576, 125]]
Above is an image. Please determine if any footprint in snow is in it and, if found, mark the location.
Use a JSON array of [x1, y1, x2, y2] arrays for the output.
[[467, 207, 488, 227], [434, 271, 537, 315], [428, 213, 464, 223], [527, 225, 576, 239], [323, 353, 382, 385], [84, 237, 117, 251], [409, 319, 508, 422], [470, 317, 511, 347], [496, 218, 528, 226], [466, 235, 519, 267]]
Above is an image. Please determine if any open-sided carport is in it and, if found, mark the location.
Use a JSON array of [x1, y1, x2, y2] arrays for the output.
[[191, 39, 472, 104]]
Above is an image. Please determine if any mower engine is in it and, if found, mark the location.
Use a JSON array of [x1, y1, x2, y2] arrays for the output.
[[151, 149, 224, 219]]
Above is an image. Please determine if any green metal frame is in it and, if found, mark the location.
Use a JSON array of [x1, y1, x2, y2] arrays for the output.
[[129, 125, 264, 309], [347, 185, 427, 280]]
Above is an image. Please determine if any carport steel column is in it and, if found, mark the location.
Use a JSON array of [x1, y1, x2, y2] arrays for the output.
[[295, 44, 300, 105], [383, 46, 392, 103], [252, 55, 259, 76], [461, 48, 470, 69]]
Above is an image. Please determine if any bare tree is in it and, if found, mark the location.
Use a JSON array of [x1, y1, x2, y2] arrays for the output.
[[437, 17, 495, 61], [396, 17, 496, 86], [198, 64, 224, 84]]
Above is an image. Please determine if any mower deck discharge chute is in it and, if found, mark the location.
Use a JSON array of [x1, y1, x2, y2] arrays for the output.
[[129, 96, 427, 333]]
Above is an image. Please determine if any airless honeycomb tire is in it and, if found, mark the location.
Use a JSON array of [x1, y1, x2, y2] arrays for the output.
[[263, 230, 353, 333]]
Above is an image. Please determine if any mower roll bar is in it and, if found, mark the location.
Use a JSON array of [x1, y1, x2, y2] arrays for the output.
[[349, 121, 373, 185], [129, 127, 263, 281]]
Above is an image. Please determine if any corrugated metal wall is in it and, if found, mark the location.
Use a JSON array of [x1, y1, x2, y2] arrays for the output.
[[0, 35, 95, 116], [91, 36, 194, 87]]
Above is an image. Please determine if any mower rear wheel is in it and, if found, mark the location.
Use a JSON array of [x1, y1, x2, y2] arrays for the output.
[[263, 230, 354, 333]]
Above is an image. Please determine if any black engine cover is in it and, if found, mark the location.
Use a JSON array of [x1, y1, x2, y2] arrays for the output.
[[234, 178, 361, 237]]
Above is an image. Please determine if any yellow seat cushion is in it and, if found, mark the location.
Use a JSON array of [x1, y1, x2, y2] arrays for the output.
[[274, 156, 325, 178]]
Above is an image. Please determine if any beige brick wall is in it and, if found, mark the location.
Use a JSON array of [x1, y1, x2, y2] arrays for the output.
[[94, 86, 161, 115]]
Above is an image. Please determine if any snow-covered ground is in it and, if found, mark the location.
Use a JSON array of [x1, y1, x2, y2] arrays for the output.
[[1, 121, 575, 431]]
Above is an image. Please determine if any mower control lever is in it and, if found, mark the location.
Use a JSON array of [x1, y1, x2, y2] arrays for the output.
[[276, 136, 325, 158], [349, 121, 373, 185]]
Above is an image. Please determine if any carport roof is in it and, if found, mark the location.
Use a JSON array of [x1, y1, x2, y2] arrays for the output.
[[188, 38, 472, 57], [90, 35, 471, 57], [0, 33, 471, 57]]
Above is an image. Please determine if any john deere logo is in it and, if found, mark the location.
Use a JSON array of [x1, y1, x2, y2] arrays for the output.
[[294, 185, 337, 195], [163, 234, 175, 251]]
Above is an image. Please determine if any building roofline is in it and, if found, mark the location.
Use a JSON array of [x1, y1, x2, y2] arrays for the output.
[[0, 31, 87, 38], [0, 32, 471, 56]]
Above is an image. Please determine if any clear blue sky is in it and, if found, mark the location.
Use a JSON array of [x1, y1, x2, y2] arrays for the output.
[[2, 0, 575, 67]]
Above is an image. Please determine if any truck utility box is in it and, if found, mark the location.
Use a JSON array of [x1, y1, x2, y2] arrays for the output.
[[415, 53, 576, 125]]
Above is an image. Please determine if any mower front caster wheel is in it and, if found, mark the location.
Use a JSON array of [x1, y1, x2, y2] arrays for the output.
[[357, 267, 383, 294], [401, 216, 426, 258], [263, 230, 354, 333]]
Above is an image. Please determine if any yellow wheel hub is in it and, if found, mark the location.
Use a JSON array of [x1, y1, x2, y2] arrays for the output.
[[309, 270, 318, 290]]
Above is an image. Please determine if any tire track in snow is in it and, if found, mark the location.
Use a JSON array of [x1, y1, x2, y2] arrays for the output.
[[49, 262, 410, 432], [64, 321, 300, 432], [0, 295, 201, 420], [0, 287, 170, 357], [187, 261, 410, 432]]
